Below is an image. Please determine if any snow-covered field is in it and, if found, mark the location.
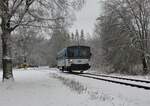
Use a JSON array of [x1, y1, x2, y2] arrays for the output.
[[0, 67, 150, 106]]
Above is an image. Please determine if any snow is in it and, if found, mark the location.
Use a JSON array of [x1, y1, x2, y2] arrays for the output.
[[3, 56, 12, 60], [0, 67, 101, 106], [0, 67, 150, 106], [50, 68, 150, 106]]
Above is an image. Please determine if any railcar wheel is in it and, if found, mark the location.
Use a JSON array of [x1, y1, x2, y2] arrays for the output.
[[62, 67, 64, 72], [68, 68, 72, 73], [80, 70, 84, 73]]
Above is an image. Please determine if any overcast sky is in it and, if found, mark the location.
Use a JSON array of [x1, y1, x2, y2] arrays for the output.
[[70, 0, 101, 36]]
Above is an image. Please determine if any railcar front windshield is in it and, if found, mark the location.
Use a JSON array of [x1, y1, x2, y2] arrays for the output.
[[67, 46, 91, 58]]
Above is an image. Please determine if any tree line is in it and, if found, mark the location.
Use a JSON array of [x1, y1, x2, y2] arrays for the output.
[[92, 0, 150, 75]]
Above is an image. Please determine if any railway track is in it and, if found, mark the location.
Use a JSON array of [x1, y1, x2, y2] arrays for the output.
[[74, 73, 150, 90], [85, 73, 150, 83]]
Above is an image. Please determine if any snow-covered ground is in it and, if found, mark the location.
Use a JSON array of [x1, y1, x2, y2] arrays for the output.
[[0, 67, 150, 106]]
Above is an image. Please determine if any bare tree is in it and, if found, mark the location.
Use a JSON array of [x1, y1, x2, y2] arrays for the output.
[[13, 32, 50, 66], [106, 0, 150, 74], [93, 0, 150, 74], [0, 0, 85, 81], [12, 27, 38, 66]]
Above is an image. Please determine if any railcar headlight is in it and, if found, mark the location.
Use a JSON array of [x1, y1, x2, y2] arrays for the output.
[[68, 59, 73, 63]]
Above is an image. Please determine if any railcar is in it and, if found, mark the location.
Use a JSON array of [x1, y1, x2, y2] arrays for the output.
[[56, 46, 92, 73]]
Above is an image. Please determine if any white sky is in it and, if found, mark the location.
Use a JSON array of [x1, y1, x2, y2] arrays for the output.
[[70, 0, 101, 36]]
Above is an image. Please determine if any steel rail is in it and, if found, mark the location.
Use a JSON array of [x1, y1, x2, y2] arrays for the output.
[[85, 73, 150, 83], [75, 73, 150, 90]]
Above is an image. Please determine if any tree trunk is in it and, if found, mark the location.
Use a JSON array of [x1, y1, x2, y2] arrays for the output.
[[0, 0, 13, 81], [1, 31, 14, 82], [142, 56, 148, 75]]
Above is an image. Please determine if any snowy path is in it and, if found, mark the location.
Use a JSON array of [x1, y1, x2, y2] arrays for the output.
[[0, 67, 150, 106], [0, 68, 99, 106]]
